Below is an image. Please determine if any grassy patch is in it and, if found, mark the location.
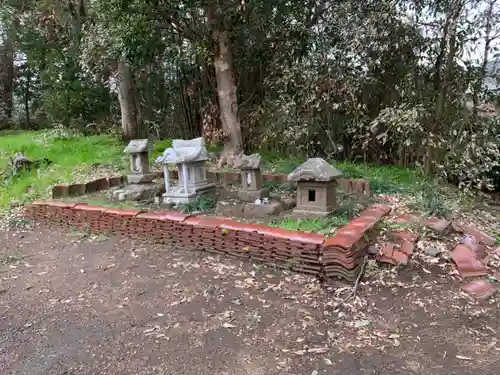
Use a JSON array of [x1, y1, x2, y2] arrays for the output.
[[0, 131, 125, 210], [257, 152, 431, 195], [270, 213, 351, 235], [333, 161, 430, 195]]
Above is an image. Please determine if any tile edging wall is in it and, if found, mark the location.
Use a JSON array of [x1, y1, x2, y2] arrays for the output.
[[25, 202, 390, 280]]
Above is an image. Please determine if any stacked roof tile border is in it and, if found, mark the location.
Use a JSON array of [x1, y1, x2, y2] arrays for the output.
[[25, 201, 391, 281]]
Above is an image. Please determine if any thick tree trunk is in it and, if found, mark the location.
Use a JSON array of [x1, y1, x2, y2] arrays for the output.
[[214, 30, 243, 167], [117, 61, 138, 141], [0, 35, 14, 128], [207, 3, 242, 168]]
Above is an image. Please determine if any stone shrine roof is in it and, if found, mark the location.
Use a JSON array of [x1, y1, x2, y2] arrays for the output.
[[155, 137, 209, 164], [234, 154, 263, 170], [124, 139, 151, 154], [288, 158, 343, 182]]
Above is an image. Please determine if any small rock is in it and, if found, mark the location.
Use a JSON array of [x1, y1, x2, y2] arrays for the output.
[[367, 246, 379, 255], [425, 247, 441, 257]]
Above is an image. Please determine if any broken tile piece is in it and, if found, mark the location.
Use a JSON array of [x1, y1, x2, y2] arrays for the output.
[[393, 214, 420, 225], [451, 244, 490, 278], [424, 218, 451, 235], [463, 279, 497, 300], [400, 240, 414, 256], [451, 221, 464, 233], [377, 243, 408, 265], [464, 225, 496, 246], [389, 230, 419, 244]]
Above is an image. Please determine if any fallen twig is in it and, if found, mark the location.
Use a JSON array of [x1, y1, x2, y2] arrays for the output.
[[330, 255, 369, 309]]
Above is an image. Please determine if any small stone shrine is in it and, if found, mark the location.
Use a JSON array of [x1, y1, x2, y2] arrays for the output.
[[288, 158, 342, 217], [234, 153, 269, 202], [124, 139, 156, 184], [156, 137, 215, 204]]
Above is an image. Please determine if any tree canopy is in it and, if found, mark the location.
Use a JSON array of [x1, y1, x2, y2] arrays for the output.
[[0, 0, 499, 189]]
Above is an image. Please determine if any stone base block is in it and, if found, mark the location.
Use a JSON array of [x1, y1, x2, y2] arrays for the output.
[[243, 201, 284, 218], [281, 198, 297, 211], [237, 188, 269, 203], [290, 209, 332, 219], [127, 173, 157, 184], [163, 185, 216, 205], [112, 183, 164, 201], [216, 202, 245, 217]]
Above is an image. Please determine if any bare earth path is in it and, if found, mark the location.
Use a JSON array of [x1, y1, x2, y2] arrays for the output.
[[1, 226, 499, 375]]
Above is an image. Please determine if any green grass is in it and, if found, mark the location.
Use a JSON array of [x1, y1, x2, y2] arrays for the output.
[[257, 150, 430, 195], [0, 130, 125, 210], [270, 214, 351, 235]]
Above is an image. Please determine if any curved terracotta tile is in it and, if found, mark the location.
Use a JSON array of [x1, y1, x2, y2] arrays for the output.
[[322, 234, 358, 250], [103, 208, 142, 217], [30, 200, 48, 206], [45, 201, 77, 209], [184, 216, 227, 229], [451, 244, 490, 277], [74, 204, 106, 212], [463, 279, 497, 300], [464, 225, 496, 246], [389, 231, 419, 244], [163, 211, 190, 222], [136, 212, 170, 220], [219, 221, 264, 233]]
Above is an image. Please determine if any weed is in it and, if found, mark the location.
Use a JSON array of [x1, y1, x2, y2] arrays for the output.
[[408, 184, 451, 217], [263, 181, 295, 193], [0, 254, 22, 265], [180, 194, 216, 213]]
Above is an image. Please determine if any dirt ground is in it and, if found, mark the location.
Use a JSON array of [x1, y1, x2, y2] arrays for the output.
[[1, 225, 499, 375]]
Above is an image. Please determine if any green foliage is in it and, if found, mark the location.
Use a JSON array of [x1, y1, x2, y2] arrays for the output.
[[271, 214, 351, 235], [0, 131, 124, 210], [180, 194, 216, 213], [152, 139, 173, 160], [410, 186, 452, 218]]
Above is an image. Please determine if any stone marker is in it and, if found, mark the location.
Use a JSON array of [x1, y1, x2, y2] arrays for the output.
[[155, 137, 215, 204], [234, 153, 269, 202], [124, 139, 156, 184], [288, 158, 342, 217]]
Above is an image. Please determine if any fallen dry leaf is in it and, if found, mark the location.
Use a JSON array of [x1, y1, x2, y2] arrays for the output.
[[307, 346, 329, 354]]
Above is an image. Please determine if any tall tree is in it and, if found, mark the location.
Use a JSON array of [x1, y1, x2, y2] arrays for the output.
[[117, 61, 139, 140]]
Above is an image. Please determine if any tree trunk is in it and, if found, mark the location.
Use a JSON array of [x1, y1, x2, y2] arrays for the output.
[[117, 61, 138, 141], [425, 6, 461, 175], [208, 6, 243, 167], [24, 68, 30, 128], [0, 35, 14, 128]]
